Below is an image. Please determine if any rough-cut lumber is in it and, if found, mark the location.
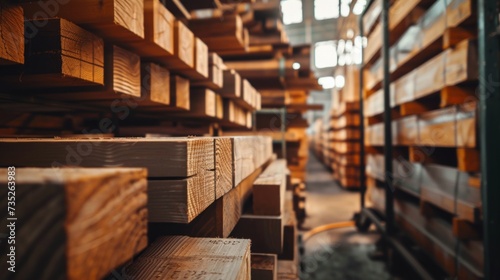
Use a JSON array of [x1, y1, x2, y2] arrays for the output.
[[148, 169, 215, 223], [174, 20, 194, 67], [2, 18, 103, 87], [21, 0, 144, 44], [0, 137, 214, 178], [188, 15, 246, 51], [149, 155, 274, 238], [141, 62, 170, 106], [445, 39, 478, 86], [195, 37, 209, 78], [0, 168, 147, 280], [124, 236, 251, 280], [219, 69, 242, 98], [252, 254, 278, 280], [170, 75, 190, 110], [105, 45, 141, 98], [232, 213, 284, 254], [128, 0, 175, 56], [186, 88, 217, 117], [192, 52, 224, 89], [446, 0, 476, 27], [215, 137, 234, 198], [0, 5, 24, 65], [253, 159, 287, 215]]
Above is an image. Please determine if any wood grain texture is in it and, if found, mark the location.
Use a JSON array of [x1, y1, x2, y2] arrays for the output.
[[124, 236, 251, 280], [232, 213, 284, 254], [174, 20, 194, 67], [188, 88, 217, 117], [21, 0, 144, 43], [108, 45, 141, 97], [253, 159, 287, 215], [0, 167, 147, 280], [141, 62, 170, 106], [2, 18, 103, 87], [0, 137, 214, 178], [148, 170, 215, 223], [445, 39, 478, 86], [144, 0, 174, 55], [251, 254, 278, 280], [215, 137, 234, 199], [0, 5, 24, 65]]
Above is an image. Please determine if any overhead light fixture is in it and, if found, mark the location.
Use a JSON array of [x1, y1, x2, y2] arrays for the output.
[[318, 76, 335, 89], [292, 62, 301, 70]]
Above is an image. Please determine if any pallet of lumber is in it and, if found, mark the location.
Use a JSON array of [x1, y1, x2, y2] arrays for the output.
[[0, 168, 147, 280], [124, 236, 251, 279], [0, 5, 24, 65]]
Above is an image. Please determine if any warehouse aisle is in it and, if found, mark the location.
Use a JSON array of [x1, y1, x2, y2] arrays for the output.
[[300, 155, 394, 280]]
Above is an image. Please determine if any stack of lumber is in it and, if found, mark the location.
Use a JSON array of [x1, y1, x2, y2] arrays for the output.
[[363, 0, 483, 278], [0, 167, 148, 279], [311, 118, 325, 163], [232, 158, 301, 279], [0, 136, 275, 279], [0, 0, 271, 136], [327, 66, 362, 188]]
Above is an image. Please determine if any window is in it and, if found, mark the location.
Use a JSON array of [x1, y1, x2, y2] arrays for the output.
[[314, 0, 339, 20], [281, 0, 303, 25], [314, 40, 337, 69], [318, 77, 335, 89]]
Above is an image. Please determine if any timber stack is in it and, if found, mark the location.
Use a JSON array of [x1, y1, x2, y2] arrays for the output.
[[361, 0, 483, 278], [0, 0, 316, 279]]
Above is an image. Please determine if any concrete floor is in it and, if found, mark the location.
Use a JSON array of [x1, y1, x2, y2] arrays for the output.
[[299, 155, 395, 280]]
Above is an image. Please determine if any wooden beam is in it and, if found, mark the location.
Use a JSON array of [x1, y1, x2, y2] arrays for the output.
[[0, 168, 147, 280], [124, 236, 251, 279], [21, 0, 144, 44], [141, 62, 170, 106], [232, 214, 284, 254], [253, 159, 287, 215], [219, 69, 242, 98], [2, 18, 104, 88], [174, 20, 194, 68], [452, 217, 481, 240], [251, 254, 278, 280], [457, 148, 480, 172], [170, 75, 190, 110], [0, 5, 24, 65]]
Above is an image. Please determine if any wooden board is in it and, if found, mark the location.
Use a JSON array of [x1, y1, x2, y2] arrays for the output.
[[445, 39, 478, 86], [174, 20, 194, 68], [0, 137, 214, 178], [104, 44, 140, 98], [253, 159, 287, 216], [0, 5, 24, 65], [0, 167, 147, 280], [252, 254, 278, 280], [231, 214, 284, 254], [149, 156, 274, 238], [215, 137, 235, 199], [21, 0, 144, 44], [188, 15, 245, 52], [195, 37, 209, 78], [170, 75, 190, 110], [278, 191, 297, 261], [2, 18, 104, 88], [141, 62, 170, 106], [124, 236, 251, 280], [219, 69, 242, 98]]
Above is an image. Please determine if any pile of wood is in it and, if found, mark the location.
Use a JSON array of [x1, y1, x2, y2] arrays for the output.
[[0, 0, 273, 136], [0, 135, 278, 279], [362, 0, 483, 278]]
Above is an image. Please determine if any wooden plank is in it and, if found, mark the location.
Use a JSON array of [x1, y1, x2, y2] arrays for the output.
[[141, 62, 170, 106], [446, 0, 476, 28], [173, 20, 194, 68], [0, 137, 214, 178], [124, 236, 251, 280], [442, 27, 475, 49], [219, 69, 242, 98], [0, 167, 147, 280], [187, 88, 217, 117], [445, 39, 478, 86], [195, 37, 209, 78], [215, 137, 234, 199], [278, 191, 297, 261], [188, 14, 245, 52], [2, 18, 104, 88], [170, 75, 190, 110], [452, 218, 481, 240], [231, 214, 284, 254], [21, 0, 144, 44], [253, 159, 287, 216], [148, 170, 215, 223], [252, 254, 278, 280], [414, 52, 446, 99], [0, 5, 24, 65]]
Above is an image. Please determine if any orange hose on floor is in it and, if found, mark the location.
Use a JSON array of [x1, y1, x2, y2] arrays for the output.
[[302, 221, 356, 242]]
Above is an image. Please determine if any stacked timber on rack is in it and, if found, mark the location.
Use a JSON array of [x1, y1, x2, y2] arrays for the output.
[[363, 0, 483, 278], [0, 136, 274, 278], [328, 66, 362, 188], [311, 118, 325, 162], [0, 0, 267, 136]]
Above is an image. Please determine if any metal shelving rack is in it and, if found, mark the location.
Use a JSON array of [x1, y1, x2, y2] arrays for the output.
[[356, 0, 500, 279]]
